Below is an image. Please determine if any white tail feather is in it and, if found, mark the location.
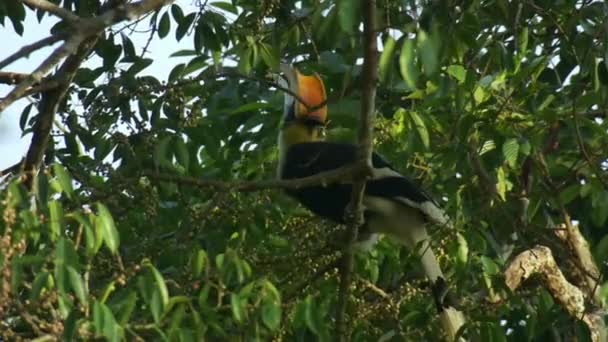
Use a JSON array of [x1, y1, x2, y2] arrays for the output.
[[363, 196, 466, 341]]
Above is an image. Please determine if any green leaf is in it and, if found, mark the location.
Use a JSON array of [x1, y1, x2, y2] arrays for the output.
[[480, 140, 496, 155], [138, 263, 169, 323], [230, 293, 245, 323], [591, 196, 608, 227], [238, 46, 253, 74], [198, 283, 211, 308], [48, 200, 63, 240], [93, 301, 123, 342], [303, 295, 320, 334], [174, 137, 190, 170], [473, 86, 488, 104], [55, 237, 79, 269], [176, 13, 195, 41], [210, 1, 238, 14], [261, 297, 281, 331], [593, 58, 601, 92], [55, 238, 79, 296], [559, 185, 580, 205], [146, 263, 169, 307], [518, 26, 529, 55], [400, 39, 419, 89], [85, 217, 99, 256], [30, 271, 51, 301], [496, 167, 510, 201], [593, 235, 608, 265], [502, 138, 519, 168], [171, 4, 183, 21], [408, 111, 429, 149], [191, 248, 207, 278], [337, 0, 359, 33], [158, 11, 170, 38], [446, 65, 466, 83], [67, 266, 87, 305], [480, 256, 500, 275], [456, 233, 468, 266], [19, 103, 33, 131], [379, 36, 397, 83], [96, 203, 120, 254], [73, 212, 100, 257], [417, 29, 440, 76], [259, 43, 279, 71], [168, 63, 185, 83], [116, 291, 138, 325], [183, 55, 207, 76]]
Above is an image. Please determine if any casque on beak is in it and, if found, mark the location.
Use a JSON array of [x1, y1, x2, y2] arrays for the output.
[[279, 64, 327, 125]]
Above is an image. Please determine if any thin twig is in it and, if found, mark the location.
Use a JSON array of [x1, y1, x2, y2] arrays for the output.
[[336, 1, 378, 340]]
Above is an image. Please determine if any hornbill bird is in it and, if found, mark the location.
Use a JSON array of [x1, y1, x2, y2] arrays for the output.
[[276, 64, 466, 340]]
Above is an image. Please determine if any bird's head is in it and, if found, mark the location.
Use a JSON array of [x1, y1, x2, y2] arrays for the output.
[[278, 64, 327, 145]]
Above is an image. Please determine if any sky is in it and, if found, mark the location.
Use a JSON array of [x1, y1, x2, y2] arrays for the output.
[[0, 3, 199, 170]]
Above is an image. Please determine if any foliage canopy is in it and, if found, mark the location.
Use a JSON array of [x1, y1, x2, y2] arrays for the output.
[[1, 0, 608, 341]]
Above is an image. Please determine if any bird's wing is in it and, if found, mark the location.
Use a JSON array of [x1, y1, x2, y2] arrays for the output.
[[281, 142, 448, 225]]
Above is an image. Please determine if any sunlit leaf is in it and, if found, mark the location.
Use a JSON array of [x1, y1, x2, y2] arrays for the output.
[[417, 29, 440, 76], [502, 138, 519, 168], [96, 203, 120, 254], [53, 164, 74, 199], [379, 36, 397, 83], [400, 39, 419, 89]]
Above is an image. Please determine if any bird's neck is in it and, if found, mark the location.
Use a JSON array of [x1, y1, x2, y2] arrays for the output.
[[277, 121, 325, 178]]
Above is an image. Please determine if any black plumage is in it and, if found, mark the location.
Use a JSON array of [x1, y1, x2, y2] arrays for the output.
[[280, 141, 440, 224]]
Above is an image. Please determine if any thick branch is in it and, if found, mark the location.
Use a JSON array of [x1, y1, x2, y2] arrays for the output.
[[335, 1, 378, 340], [536, 153, 601, 301], [552, 221, 601, 301], [505, 245, 605, 342], [21, 37, 98, 188], [22, 0, 81, 23], [0, 72, 61, 97], [0, 72, 29, 85]]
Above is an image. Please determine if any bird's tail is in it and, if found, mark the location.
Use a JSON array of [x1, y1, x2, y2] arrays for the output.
[[393, 220, 467, 341], [363, 199, 466, 340]]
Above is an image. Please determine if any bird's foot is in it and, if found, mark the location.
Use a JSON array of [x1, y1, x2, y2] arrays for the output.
[[432, 277, 458, 311]]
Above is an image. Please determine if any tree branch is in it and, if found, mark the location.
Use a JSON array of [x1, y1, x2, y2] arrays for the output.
[[0, 0, 174, 115], [21, 37, 99, 188], [0, 36, 82, 113], [0, 72, 29, 85], [505, 245, 605, 342], [336, 1, 378, 340], [22, 0, 81, 23], [143, 164, 363, 192], [535, 153, 601, 302], [0, 34, 64, 70]]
